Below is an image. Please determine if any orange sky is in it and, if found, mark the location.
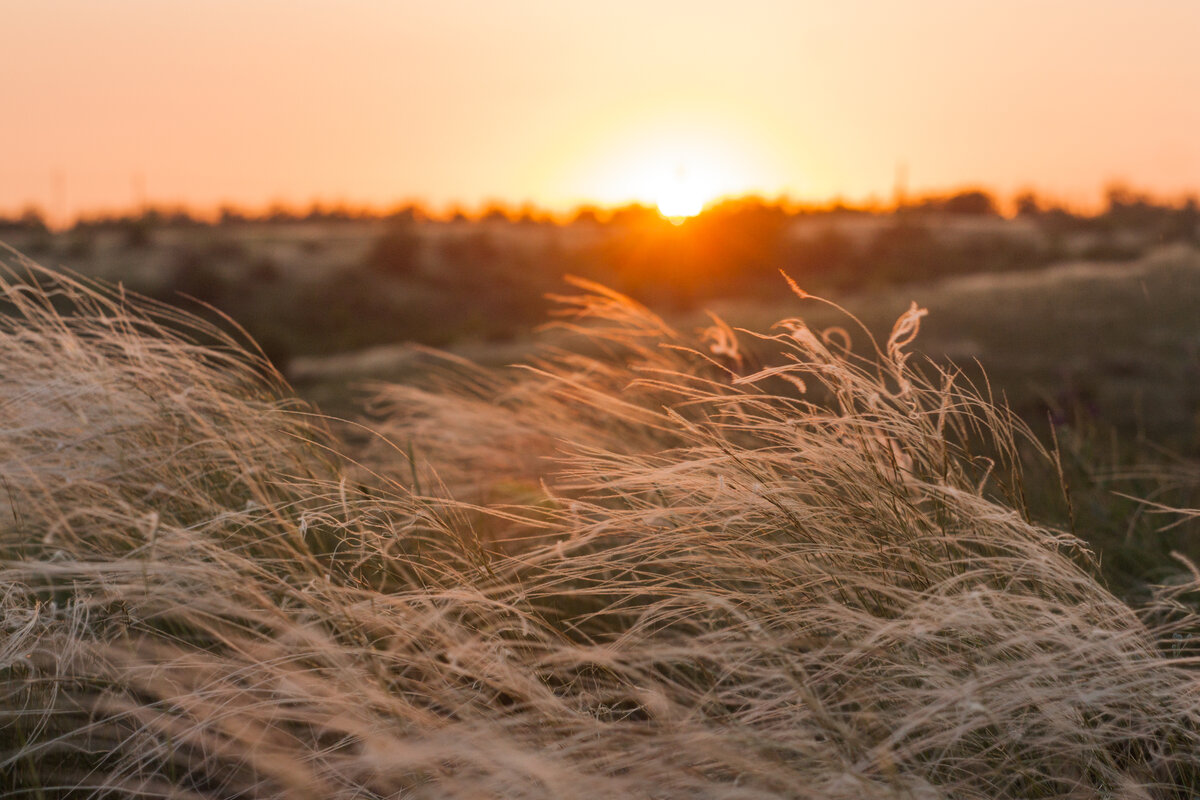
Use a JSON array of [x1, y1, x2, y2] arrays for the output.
[[4, 1, 1199, 223]]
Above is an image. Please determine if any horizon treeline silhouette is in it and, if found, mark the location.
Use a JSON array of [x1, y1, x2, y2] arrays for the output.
[[3, 183, 1198, 233], [1, 181, 1196, 378]]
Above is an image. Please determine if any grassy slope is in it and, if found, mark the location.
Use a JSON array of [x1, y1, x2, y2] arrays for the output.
[[2, 254, 1200, 798]]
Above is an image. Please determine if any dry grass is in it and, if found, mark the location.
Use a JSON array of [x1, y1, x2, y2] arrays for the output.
[[2, 253, 1199, 798]]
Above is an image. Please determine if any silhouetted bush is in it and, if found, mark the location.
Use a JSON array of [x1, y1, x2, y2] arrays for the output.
[[905, 189, 999, 216], [1103, 184, 1162, 230], [218, 206, 249, 226], [1168, 197, 1200, 244], [607, 203, 660, 229], [0, 207, 48, 234], [572, 206, 601, 225], [481, 203, 513, 223], [1014, 191, 1042, 217], [942, 189, 999, 215]]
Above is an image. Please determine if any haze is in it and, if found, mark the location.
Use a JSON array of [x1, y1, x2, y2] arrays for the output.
[[4, 0, 1199, 222]]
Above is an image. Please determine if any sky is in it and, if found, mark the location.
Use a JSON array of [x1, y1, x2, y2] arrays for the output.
[[3, 0, 1199, 222]]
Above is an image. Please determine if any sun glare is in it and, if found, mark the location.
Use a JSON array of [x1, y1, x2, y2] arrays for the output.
[[559, 116, 779, 221], [655, 164, 709, 223]]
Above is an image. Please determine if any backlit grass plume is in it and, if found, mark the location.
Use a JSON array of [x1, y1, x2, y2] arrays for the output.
[[2, 254, 1199, 798]]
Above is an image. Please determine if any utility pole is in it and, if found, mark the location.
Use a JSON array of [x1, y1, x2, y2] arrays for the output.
[[893, 161, 908, 211], [52, 170, 66, 230], [133, 172, 147, 216]]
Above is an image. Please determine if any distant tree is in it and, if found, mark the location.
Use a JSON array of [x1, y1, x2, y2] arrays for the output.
[[1165, 196, 1199, 244], [0, 207, 49, 234], [572, 206, 602, 225], [1104, 184, 1143, 213], [608, 203, 660, 229], [218, 206, 248, 226], [1102, 183, 1163, 229], [160, 207, 202, 227], [1181, 196, 1199, 237], [481, 203, 513, 223], [513, 203, 545, 225], [19, 207, 48, 231], [385, 204, 423, 225], [1014, 191, 1042, 217], [1037, 205, 1085, 236], [942, 189, 998, 216], [265, 203, 299, 224], [301, 203, 358, 223]]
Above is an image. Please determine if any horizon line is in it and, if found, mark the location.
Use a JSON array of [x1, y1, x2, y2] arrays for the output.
[[5, 182, 1199, 231]]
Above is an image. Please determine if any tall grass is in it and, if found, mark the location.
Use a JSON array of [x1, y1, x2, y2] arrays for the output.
[[2, 253, 1199, 798]]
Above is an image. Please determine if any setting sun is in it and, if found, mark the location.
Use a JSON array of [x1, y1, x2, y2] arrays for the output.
[[545, 110, 789, 219], [655, 163, 710, 222]]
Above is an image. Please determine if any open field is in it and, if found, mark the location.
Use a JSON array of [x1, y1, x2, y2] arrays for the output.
[[285, 241, 1200, 594], [6, 214, 1200, 585], [287, 242, 1200, 449], [2, 250, 1200, 797]]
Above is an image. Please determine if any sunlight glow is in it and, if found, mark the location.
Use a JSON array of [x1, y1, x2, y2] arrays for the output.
[[554, 112, 790, 218], [655, 163, 710, 223]]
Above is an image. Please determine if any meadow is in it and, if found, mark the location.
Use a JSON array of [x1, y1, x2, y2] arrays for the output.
[[2, 221, 1200, 797]]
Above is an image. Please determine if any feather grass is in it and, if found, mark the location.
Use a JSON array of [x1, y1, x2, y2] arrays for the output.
[[2, 252, 1198, 798]]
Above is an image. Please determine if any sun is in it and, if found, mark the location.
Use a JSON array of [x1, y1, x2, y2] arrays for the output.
[[563, 126, 742, 220], [655, 163, 710, 223]]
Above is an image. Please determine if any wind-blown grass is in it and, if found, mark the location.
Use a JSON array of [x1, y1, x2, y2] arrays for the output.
[[2, 254, 1199, 798]]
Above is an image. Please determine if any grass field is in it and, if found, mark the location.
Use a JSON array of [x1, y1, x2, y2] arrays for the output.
[[3, 249, 1200, 798], [286, 243, 1200, 594]]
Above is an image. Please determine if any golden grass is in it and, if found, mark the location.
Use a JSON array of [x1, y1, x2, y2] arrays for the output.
[[2, 254, 1199, 798]]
